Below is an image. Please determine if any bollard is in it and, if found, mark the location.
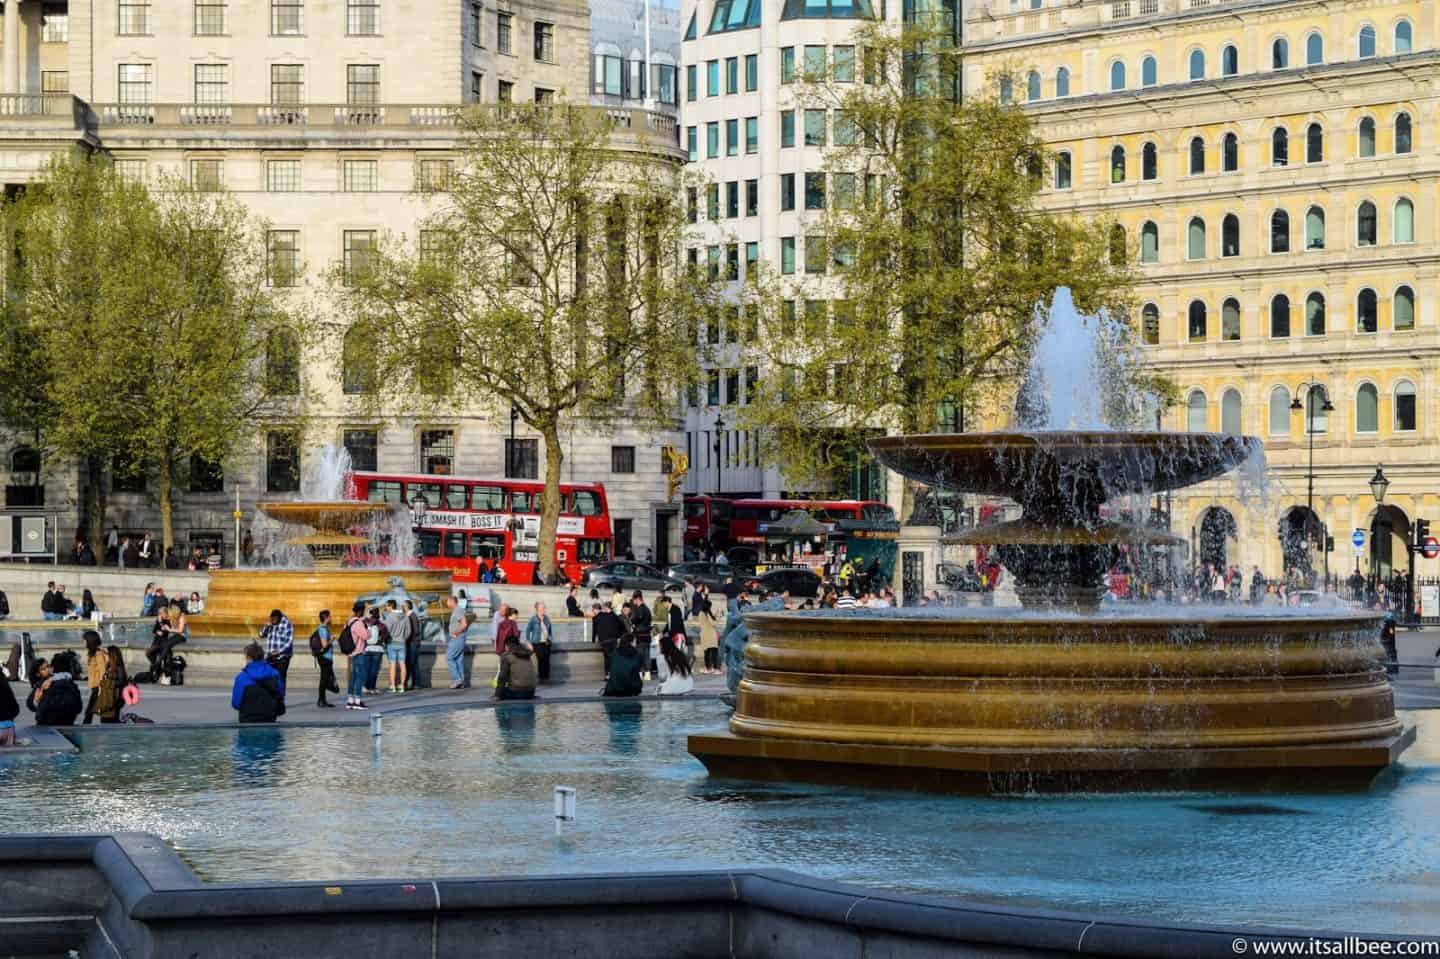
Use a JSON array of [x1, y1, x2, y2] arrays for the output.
[[554, 785, 576, 835], [370, 713, 383, 737]]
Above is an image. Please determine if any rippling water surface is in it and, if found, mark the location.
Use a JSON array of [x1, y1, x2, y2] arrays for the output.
[[2, 701, 1437, 935]]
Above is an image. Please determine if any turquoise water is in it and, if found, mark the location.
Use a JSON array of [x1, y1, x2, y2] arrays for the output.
[[1, 701, 1438, 935]]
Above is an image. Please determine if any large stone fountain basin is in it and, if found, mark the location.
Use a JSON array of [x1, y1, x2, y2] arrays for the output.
[[689, 607, 1413, 792], [254, 501, 392, 531], [197, 567, 454, 638]]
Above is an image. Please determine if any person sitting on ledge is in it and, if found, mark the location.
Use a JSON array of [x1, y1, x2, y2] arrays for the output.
[[230, 643, 286, 724], [494, 634, 537, 701], [601, 635, 645, 698], [0, 664, 19, 745]]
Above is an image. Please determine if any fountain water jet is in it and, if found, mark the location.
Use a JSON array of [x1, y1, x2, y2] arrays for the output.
[[689, 290, 1413, 792]]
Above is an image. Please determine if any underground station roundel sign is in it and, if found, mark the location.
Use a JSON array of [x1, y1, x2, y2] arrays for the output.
[[1423, 537, 1440, 560]]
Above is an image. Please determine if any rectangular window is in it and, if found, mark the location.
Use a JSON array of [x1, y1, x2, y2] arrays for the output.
[[41, 71, 68, 93], [271, 0, 302, 35], [114, 159, 146, 183], [347, 64, 380, 104], [803, 44, 826, 79], [497, 12, 512, 53], [780, 236, 795, 275], [533, 21, 553, 62], [686, 126, 697, 161], [469, 1, 483, 45], [419, 229, 454, 265], [725, 118, 738, 156], [706, 245, 719, 280], [706, 121, 719, 158], [780, 110, 794, 148], [42, 4, 68, 42], [347, 0, 379, 35], [706, 184, 719, 220], [497, 80, 513, 102], [780, 46, 795, 83], [804, 109, 826, 146], [725, 243, 739, 280], [725, 180, 738, 218], [686, 64, 697, 101], [505, 438, 538, 479], [725, 56, 739, 93], [470, 70, 483, 102], [117, 63, 153, 104], [611, 446, 636, 473], [744, 241, 758, 277], [189, 454, 225, 493], [343, 230, 376, 285], [194, 0, 226, 34], [417, 158, 452, 191], [745, 178, 758, 216], [193, 63, 227, 104], [270, 63, 303, 105], [833, 172, 856, 209], [343, 159, 379, 191], [706, 59, 719, 95], [268, 230, 299, 287], [707, 372, 721, 406], [725, 370, 740, 406], [745, 53, 758, 90], [744, 116, 758, 153], [780, 173, 795, 211], [804, 235, 827, 274], [686, 187, 697, 224], [266, 159, 301, 191], [834, 111, 855, 146], [189, 159, 223, 191], [779, 300, 796, 334], [266, 433, 300, 492], [421, 430, 455, 475], [804, 299, 825, 335], [805, 171, 825, 210], [118, 0, 151, 34], [833, 45, 854, 82]]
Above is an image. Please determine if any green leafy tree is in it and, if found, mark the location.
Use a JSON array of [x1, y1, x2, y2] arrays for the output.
[[737, 20, 1144, 495], [333, 105, 715, 579]]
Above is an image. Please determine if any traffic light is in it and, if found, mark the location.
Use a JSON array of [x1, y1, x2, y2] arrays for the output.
[[1417, 518, 1431, 542], [1325, 535, 1334, 553]]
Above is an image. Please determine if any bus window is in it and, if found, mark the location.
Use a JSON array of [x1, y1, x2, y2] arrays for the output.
[[407, 482, 443, 509], [418, 532, 442, 557], [711, 500, 733, 521], [684, 500, 707, 518], [571, 490, 602, 516], [469, 534, 504, 559], [511, 490, 538, 513], [443, 532, 466, 558], [368, 480, 403, 504], [862, 503, 896, 521], [444, 484, 468, 510], [577, 538, 611, 563], [472, 485, 505, 511]]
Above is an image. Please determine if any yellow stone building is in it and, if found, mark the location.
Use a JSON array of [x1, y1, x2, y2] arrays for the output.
[[964, 0, 1440, 590]]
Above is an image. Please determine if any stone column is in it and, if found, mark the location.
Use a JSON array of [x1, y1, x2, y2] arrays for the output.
[[3, 0, 19, 97]]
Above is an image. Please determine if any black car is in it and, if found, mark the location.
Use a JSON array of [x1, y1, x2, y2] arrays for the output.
[[581, 561, 685, 594], [747, 567, 822, 599], [665, 561, 733, 590]]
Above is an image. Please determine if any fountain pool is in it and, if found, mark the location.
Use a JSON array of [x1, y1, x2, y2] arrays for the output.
[[2, 700, 1438, 936]]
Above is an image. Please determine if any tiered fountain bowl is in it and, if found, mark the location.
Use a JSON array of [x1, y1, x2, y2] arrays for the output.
[[196, 500, 453, 639], [689, 430, 1415, 792]]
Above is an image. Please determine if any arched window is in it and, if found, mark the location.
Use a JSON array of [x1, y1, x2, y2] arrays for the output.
[[1306, 385, 1329, 432], [1394, 198, 1414, 243], [265, 327, 300, 396], [1222, 297, 1241, 340], [1109, 223, 1126, 266], [1221, 388, 1242, 434], [1189, 49, 1206, 80], [1142, 141, 1158, 180], [1358, 116, 1376, 157], [1272, 127, 1289, 166], [1186, 390, 1208, 431], [1306, 122, 1323, 162], [1189, 136, 1205, 174], [342, 322, 377, 394], [1356, 383, 1379, 433], [1395, 19, 1413, 54], [1027, 70, 1042, 101], [1270, 293, 1291, 337], [1306, 31, 1324, 65], [1358, 25, 1376, 58], [1222, 132, 1238, 171], [1141, 55, 1157, 87], [1110, 144, 1126, 183], [1188, 300, 1207, 341], [1357, 287, 1378, 332], [1272, 37, 1289, 68], [1305, 206, 1325, 249], [1395, 285, 1416, 330], [1269, 386, 1291, 435], [1056, 66, 1070, 97], [1221, 44, 1238, 76], [1222, 213, 1240, 257], [1395, 112, 1412, 153], [1305, 291, 1326, 335], [1187, 217, 1207, 259], [1357, 200, 1377, 246], [1141, 302, 1160, 344], [1395, 380, 1417, 432], [1141, 221, 1159, 263], [9, 446, 40, 475], [1271, 209, 1290, 253], [1054, 151, 1072, 189], [1110, 60, 1126, 91]]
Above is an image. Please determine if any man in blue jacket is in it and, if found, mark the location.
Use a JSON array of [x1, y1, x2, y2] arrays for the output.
[[231, 644, 286, 723]]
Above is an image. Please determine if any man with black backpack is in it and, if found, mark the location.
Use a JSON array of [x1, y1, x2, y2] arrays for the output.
[[308, 609, 338, 709]]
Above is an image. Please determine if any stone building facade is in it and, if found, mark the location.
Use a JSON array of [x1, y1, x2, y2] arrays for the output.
[[0, 0, 689, 564]]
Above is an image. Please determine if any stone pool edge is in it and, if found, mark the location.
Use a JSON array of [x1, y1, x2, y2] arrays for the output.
[[1, 832, 1435, 959]]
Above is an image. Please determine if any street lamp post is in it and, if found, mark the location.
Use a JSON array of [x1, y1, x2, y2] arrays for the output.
[[713, 411, 725, 494], [1290, 384, 1335, 588]]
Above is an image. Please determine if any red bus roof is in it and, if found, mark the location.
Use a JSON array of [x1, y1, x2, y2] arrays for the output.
[[351, 471, 605, 494]]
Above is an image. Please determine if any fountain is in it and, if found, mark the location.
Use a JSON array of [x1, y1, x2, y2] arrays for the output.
[[196, 446, 453, 638], [689, 291, 1415, 792]]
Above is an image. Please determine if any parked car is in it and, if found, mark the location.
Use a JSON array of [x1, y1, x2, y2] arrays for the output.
[[666, 561, 733, 591], [747, 566, 822, 599], [581, 561, 685, 594]]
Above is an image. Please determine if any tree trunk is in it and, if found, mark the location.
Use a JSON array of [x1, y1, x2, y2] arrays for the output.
[[158, 450, 174, 554], [537, 423, 564, 581], [83, 454, 107, 563]]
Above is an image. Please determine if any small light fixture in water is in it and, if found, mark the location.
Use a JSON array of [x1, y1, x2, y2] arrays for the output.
[[370, 714, 383, 737], [554, 785, 577, 835]]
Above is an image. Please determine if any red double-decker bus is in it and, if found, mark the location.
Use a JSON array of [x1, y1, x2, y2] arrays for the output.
[[683, 495, 733, 556], [727, 499, 895, 547], [349, 471, 613, 584]]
